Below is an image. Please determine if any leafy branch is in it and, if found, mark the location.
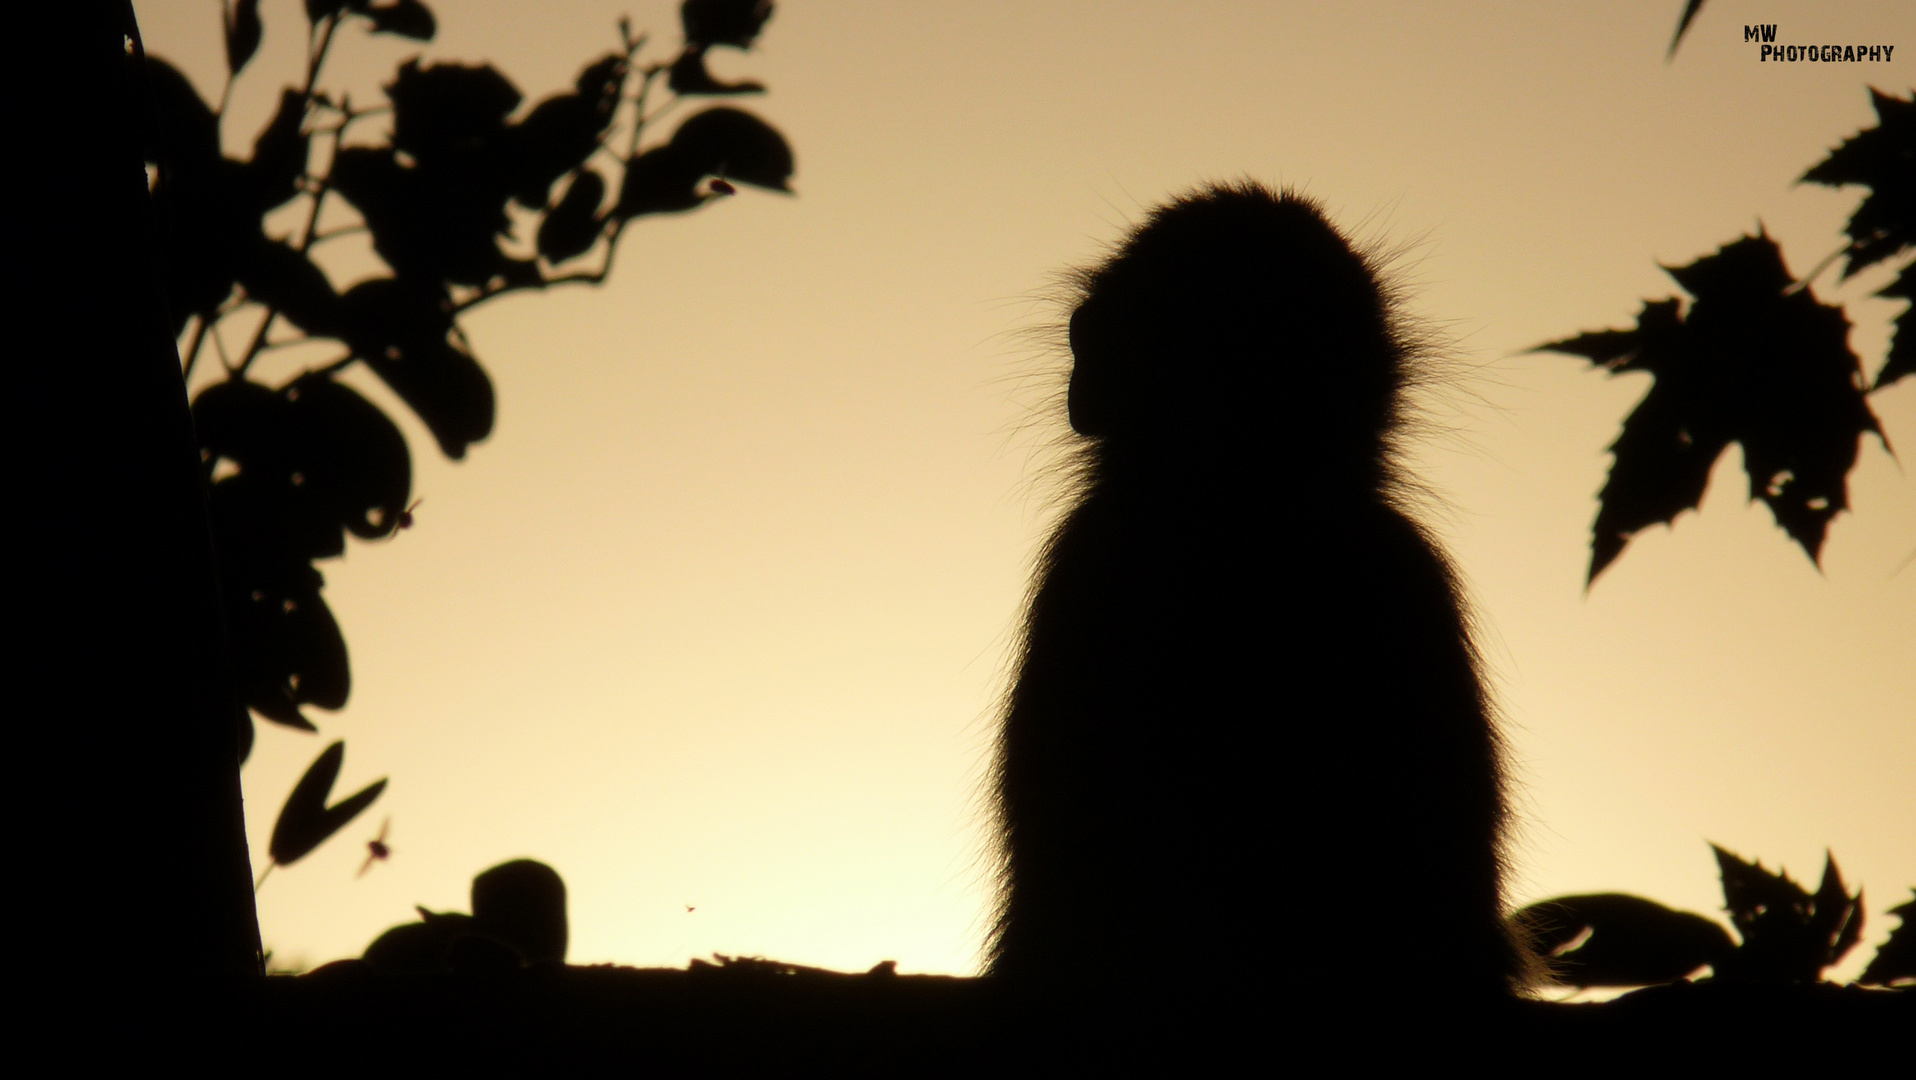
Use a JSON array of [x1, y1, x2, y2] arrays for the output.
[[145, 0, 790, 877], [1513, 846, 1911, 990], [1534, 87, 1912, 583]]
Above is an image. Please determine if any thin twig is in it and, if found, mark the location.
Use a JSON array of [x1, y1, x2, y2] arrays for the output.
[[180, 314, 209, 382], [307, 351, 360, 379], [638, 94, 684, 130], [1891, 545, 1916, 577], [451, 39, 658, 316], [303, 16, 337, 99], [234, 15, 342, 379], [213, 320, 235, 374], [307, 224, 368, 246], [236, 313, 278, 378]]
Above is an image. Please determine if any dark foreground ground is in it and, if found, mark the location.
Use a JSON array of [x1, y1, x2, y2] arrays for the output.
[[105, 961, 1907, 1073]]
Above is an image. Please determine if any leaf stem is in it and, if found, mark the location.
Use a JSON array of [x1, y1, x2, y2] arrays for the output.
[[305, 351, 360, 380], [213, 320, 236, 375], [237, 138, 336, 379], [307, 224, 367, 245], [1785, 240, 1857, 296], [303, 15, 338, 101]]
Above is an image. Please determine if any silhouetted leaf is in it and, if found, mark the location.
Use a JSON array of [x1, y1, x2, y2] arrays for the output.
[[387, 59, 520, 164], [145, 76, 315, 334], [1801, 88, 1915, 280], [140, 57, 220, 171], [305, 0, 351, 22], [194, 376, 371, 727], [617, 145, 706, 217], [1534, 232, 1884, 581], [248, 89, 310, 211], [204, 518, 347, 728], [1515, 892, 1736, 988], [1859, 891, 1916, 986], [504, 55, 624, 208], [148, 163, 253, 332], [199, 374, 413, 539], [681, 0, 773, 49], [668, 47, 764, 96], [234, 237, 341, 337], [1667, 0, 1705, 59], [343, 279, 495, 458], [225, 0, 263, 75], [616, 107, 791, 217], [269, 741, 387, 867], [1711, 845, 1863, 983], [667, 106, 793, 191], [1812, 855, 1866, 968], [330, 146, 515, 285], [366, 0, 435, 40], [284, 375, 415, 537], [537, 171, 607, 262], [1875, 266, 1913, 390]]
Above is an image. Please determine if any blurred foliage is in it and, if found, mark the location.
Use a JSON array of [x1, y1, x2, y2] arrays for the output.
[[258, 740, 387, 889], [362, 858, 568, 973], [1513, 845, 1911, 990], [144, 0, 789, 874], [1535, 86, 1911, 583], [1858, 893, 1915, 987]]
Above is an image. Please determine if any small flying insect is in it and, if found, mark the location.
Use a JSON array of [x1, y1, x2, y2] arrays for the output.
[[357, 817, 392, 878]]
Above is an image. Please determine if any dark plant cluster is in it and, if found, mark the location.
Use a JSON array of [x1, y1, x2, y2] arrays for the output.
[[1514, 845, 1913, 990], [1535, 87, 1911, 582], [145, 0, 789, 879]]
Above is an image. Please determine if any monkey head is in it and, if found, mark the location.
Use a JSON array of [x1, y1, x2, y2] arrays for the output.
[[1065, 183, 1403, 480]]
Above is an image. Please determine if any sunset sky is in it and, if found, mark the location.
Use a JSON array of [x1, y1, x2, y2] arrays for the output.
[[135, 0, 1912, 984]]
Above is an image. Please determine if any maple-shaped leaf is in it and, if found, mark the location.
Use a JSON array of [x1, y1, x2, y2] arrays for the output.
[[1800, 88, 1915, 280], [1875, 265, 1914, 390], [269, 741, 387, 867], [1710, 845, 1863, 983], [1512, 892, 1736, 987], [1535, 232, 1885, 581], [1858, 889, 1916, 986]]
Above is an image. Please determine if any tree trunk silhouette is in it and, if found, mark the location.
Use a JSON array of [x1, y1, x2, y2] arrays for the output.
[[20, 0, 261, 1056]]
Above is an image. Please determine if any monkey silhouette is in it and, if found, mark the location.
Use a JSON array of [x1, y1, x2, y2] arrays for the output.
[[988, 182, 1527, 1055]]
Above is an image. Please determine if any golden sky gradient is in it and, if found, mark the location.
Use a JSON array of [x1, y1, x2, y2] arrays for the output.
[[137, 0, 1912, 983]]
